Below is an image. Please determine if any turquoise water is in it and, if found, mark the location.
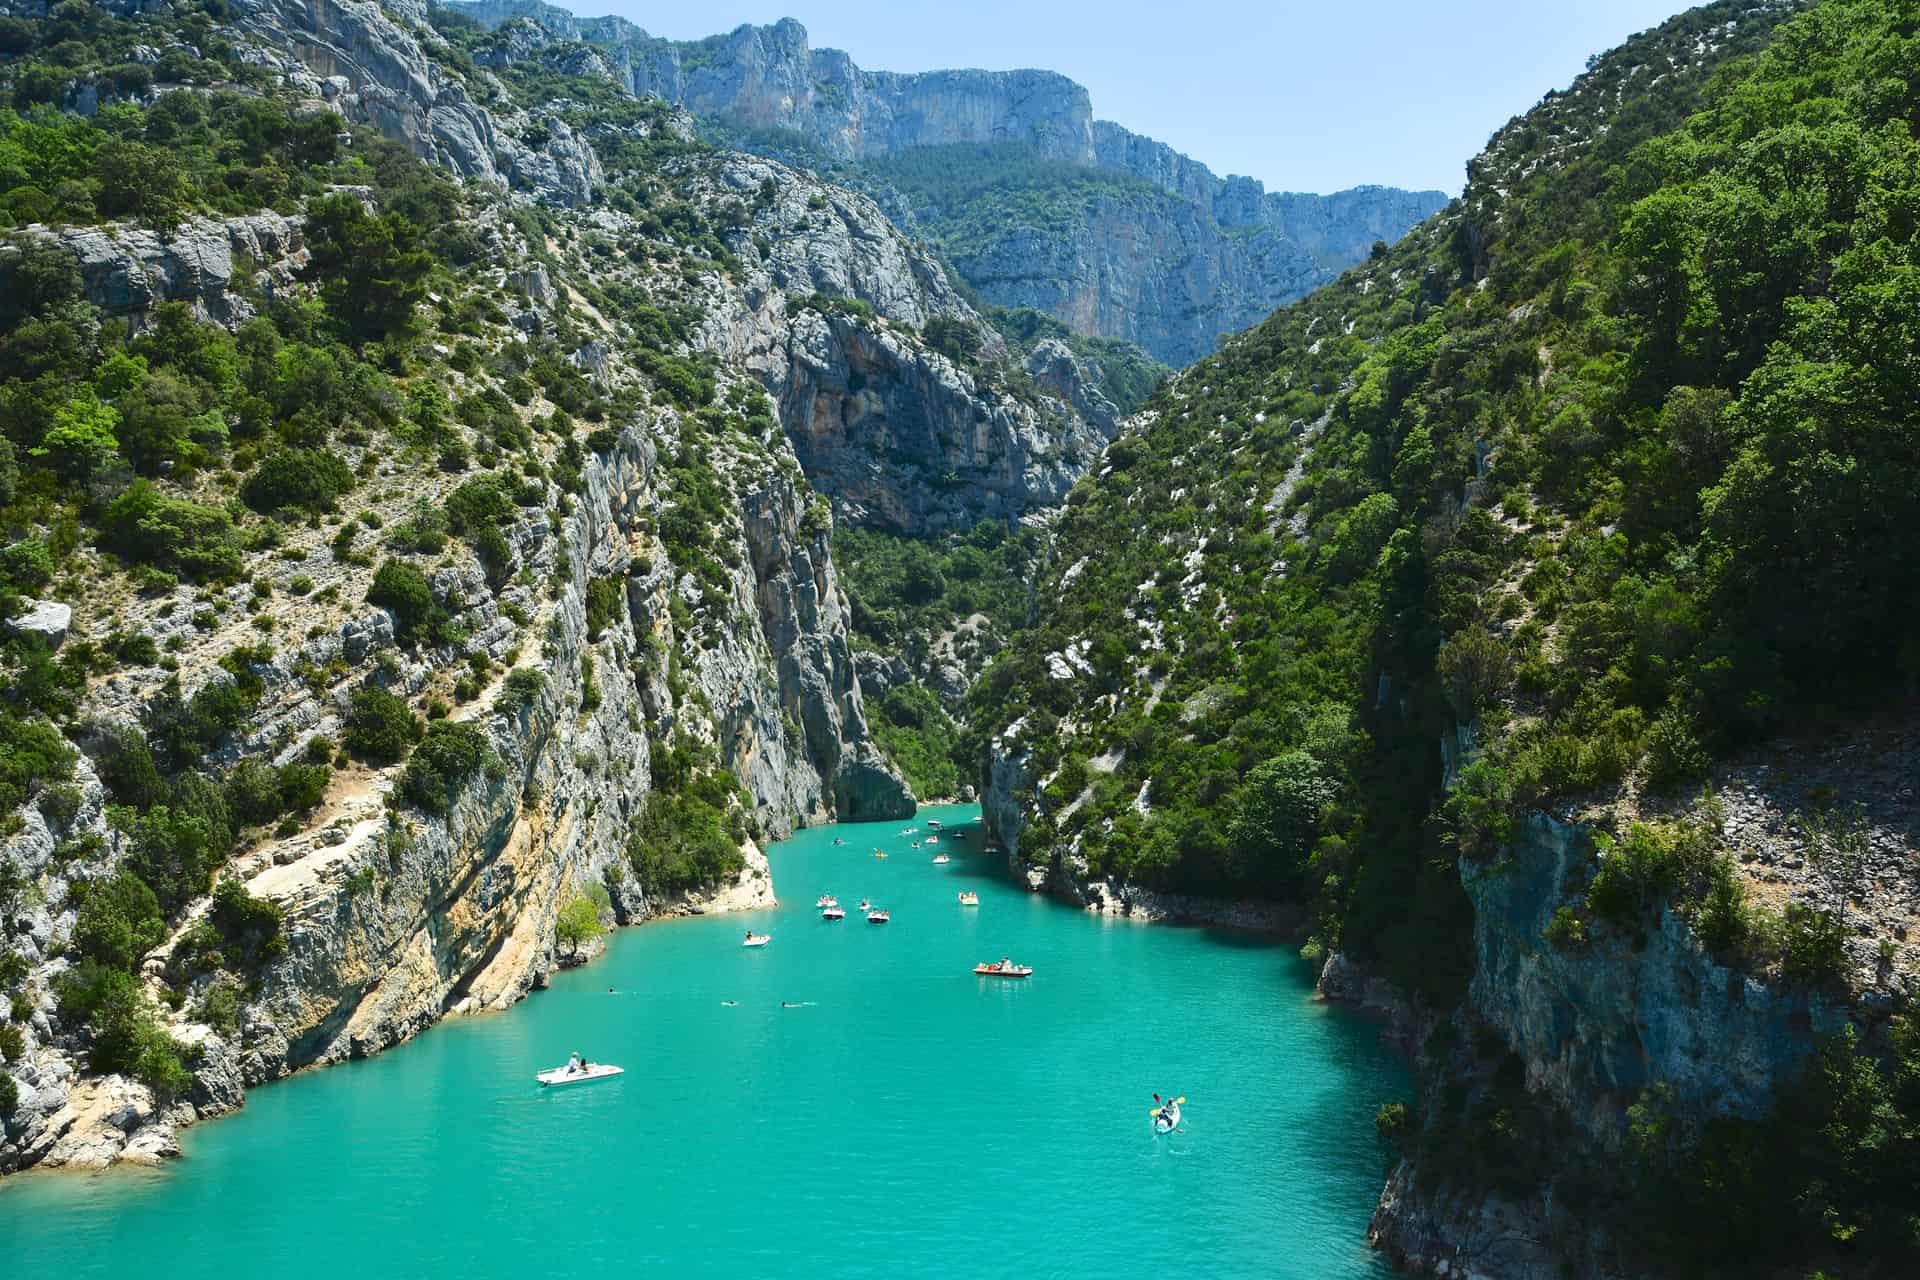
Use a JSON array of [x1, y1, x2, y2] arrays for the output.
[[0, 805, 1406, 1278]]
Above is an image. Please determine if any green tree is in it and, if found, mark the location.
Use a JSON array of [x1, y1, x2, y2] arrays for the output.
[[1226, 750, 1338, 889], [300, 194, 434, 342], [555, 895, 602, 958], [31, 390, 119, 479], [92, 137, 193, 231], [343, 686, 422, 764]]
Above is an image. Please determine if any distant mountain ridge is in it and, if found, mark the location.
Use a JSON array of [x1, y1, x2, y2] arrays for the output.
[[446, 0, 1448, 363]]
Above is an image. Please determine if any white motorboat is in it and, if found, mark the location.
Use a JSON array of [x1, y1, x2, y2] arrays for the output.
[[743, 933, 771, 948], [537, 1062, 624, 1088]]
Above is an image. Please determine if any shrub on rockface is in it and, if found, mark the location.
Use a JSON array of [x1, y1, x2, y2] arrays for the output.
[[397, 720, 494, 815], [241, 447, 354, 513], [343, 686, 422, 764], [367, 560, 444, 646]]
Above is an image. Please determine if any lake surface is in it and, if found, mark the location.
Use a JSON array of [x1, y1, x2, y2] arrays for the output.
[[0, 804, 1406, 1278]]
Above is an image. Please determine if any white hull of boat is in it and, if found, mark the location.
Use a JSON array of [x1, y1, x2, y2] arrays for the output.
[[1152, 1102, 1181, 1134], [537, 1064, 625, 1088]]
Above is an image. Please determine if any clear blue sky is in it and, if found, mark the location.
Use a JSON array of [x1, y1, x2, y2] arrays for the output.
[[580, 0, 1689, 194]]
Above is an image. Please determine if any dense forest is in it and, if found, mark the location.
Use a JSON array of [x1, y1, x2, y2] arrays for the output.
[[974, 0, 1920, 1271]]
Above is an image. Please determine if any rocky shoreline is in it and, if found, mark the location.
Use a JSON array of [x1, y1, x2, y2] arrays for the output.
[[9, 854, 778, 1178]]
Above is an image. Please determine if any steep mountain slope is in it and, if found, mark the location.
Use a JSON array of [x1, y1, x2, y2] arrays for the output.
[[972, 0, 1920, 1275], [444, 0, 1448, 365], [0, 0, 1119, 1172]]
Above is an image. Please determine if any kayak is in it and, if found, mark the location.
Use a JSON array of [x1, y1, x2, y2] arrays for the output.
[[743, 934, 771, 947], [536, 1063, 624, 1088], [1152, 1102, 1181, 1134], [973, 963, 1032, 978]]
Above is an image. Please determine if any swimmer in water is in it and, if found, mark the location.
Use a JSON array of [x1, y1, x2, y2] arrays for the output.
[[721, 1000, 737, 1007]]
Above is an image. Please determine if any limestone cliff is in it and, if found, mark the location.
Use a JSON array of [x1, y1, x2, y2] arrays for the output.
[[226, 0, 602, 203], [0, 395, 909, 1170], [445, 1, 1447, 364], [677, 151, 1122, 533]]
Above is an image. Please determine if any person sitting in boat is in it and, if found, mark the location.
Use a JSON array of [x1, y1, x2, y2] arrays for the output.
[[567, 1050, 582, 1074]]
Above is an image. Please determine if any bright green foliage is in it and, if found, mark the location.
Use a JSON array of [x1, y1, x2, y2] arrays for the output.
[[208, 875, 285, 969], [625, 775, 746, 897], [123, 802, 221, 914], [555, 895, 602, 957], [367, 560, 440, 646], [53, 961, 190, 1098], [222, 756, 330, 827], [32, 389, 118, 478], [100, 481, 243, 581], [584, 576, 623, 641], [868, 684, 963, 800], [0, 709, 74, 811], [1226, 751, 1338, 894]]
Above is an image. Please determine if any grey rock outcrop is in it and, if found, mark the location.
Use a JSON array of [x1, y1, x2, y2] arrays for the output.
[[684, 154, 1118, 533], [1464, 814, 1849, 1138], [8, 212, 307, 330], [3, 600, 72, 646], [1367, 812, 1859, 1279]]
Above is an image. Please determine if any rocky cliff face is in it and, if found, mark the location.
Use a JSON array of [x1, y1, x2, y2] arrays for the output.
[[7, 212, 308, 332], [228, 0, 602, 203], [678, 152, 1121, 533], [1364, 810, 1862, 1279], [0, 396, 909, 1170], [0, 19, 942, 1163], [447, 1, 1447, 365]]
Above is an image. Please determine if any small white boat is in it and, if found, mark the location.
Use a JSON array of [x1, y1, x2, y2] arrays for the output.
[[822, 905, 845, 920], [1152, 1098, 1183, 1134], [927, 819, 943, 829], [866, 909, 890, 924], [743, 933, 771, 948], [859, 899, 871, 911], [973, 961, 1032, 978], [932, 854, 951, 864], [537, 1063, 624, 1088], [816, 894, 839, 908]]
